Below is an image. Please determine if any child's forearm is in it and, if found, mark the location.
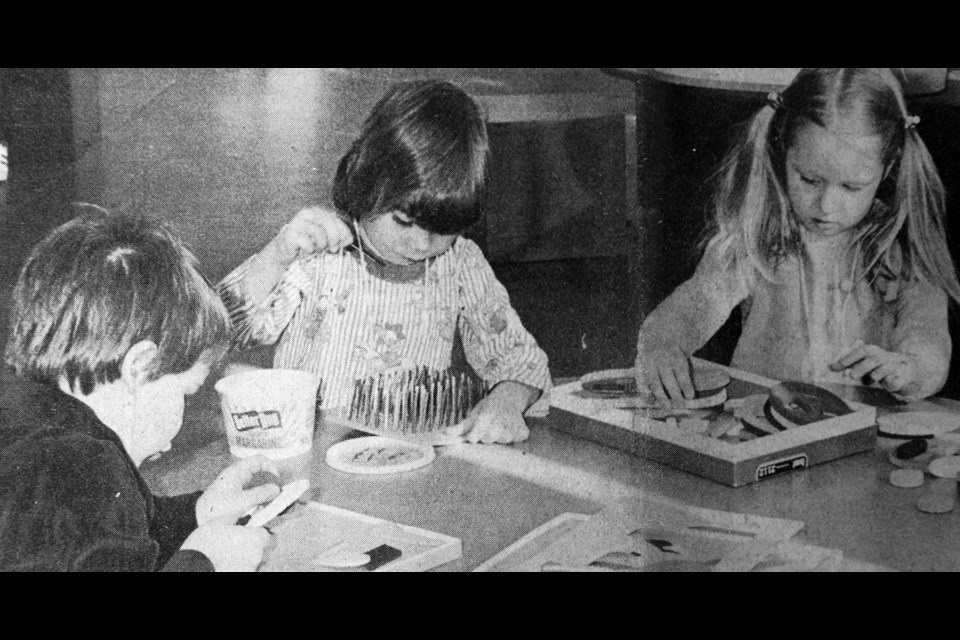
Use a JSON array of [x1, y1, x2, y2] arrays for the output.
[[217, 247, 305, 350], [638, 300, 711, 360], [241, 243, 293, 307], [639, 279, 744, 362], [890, 281, 951, 401], [237, 206, 352, 306], [639, 240, 750, 361]]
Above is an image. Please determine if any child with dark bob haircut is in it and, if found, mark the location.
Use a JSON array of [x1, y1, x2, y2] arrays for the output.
[[1, 207, 281, 571], [220, 80, 551, 444]]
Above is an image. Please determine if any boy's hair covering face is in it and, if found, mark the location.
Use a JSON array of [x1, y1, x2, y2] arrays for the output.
[[332, 79, 490, 236], [5, 208, 230, 395]]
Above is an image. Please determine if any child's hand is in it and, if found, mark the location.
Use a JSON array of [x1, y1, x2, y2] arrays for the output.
[[261, 207, 353, 267], [830, 344, 917, 394], [635, 342, 695, 408], [181, 524, 272, 572], [196, 456, 281, 526], [444, 381, 537, 444]]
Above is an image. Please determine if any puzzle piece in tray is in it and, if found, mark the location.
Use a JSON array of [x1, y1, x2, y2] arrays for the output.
[[707, 413, 742, 439], [678, 417, 710, 436]]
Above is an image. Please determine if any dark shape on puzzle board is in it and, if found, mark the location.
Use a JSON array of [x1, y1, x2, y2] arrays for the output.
[[365, 544, 402, 571], [760, 402, 791, 432], [646, 539, 681, 555], [832, 382, 906, 408], [766, 381, 852, 430], [896, 438, 929, 461], [582, 377, 637, 398]]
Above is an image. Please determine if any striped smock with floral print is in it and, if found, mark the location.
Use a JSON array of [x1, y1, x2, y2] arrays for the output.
[[218, 237, 552, 413]]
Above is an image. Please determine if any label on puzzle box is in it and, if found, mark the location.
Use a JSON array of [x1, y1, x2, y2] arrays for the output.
[[756, 454, 808, 481]]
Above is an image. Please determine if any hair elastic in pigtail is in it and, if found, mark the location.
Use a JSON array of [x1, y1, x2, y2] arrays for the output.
[[904, 114, 921, 131], [766, 92, 784, 111]]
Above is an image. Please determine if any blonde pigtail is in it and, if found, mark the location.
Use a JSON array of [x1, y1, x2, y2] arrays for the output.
[[896, 127, 960, 304], [709, 102, 792, 286]]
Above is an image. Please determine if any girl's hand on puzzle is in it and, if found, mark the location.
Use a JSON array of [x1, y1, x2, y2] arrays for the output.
[[181, 523, 272, 572], [262, 206, 354, 266], [445, 381, 536, 444], [196, 456, 282, 526], [829, 344, 917, 394], [635, 342, 695, 408]]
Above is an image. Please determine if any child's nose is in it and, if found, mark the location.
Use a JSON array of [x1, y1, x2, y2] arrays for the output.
[[411, 229, 435, 252], [819, 185, 844, 217]]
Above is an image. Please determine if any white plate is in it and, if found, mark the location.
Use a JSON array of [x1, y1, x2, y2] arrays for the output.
[[325, 436, 435, 475], [877, 412, 960, 438]]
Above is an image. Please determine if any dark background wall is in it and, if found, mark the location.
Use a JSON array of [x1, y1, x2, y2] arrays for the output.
[[0, 68, 639, 378], [63, 68, 634, 282]]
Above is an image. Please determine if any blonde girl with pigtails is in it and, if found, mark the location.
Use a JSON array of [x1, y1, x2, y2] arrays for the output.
[[636, 68, 960, 406]]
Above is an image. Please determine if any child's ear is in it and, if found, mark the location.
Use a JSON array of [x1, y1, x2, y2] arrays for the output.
[[120, 340, 159, 392]]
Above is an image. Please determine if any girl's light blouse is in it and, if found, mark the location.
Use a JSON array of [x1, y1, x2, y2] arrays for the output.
[[639, 240, 951, 402]]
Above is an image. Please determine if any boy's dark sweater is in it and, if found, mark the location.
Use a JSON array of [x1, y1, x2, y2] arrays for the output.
[[0, 369, 213, 572]]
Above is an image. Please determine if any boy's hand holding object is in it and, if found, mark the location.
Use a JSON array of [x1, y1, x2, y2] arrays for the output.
[[196, 455, 281, 526]]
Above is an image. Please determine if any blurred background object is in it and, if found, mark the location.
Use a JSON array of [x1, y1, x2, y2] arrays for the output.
[[901, 68, 948, 95]]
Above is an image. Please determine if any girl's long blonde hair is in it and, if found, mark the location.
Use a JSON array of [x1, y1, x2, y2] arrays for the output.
[[707, 68, 960, 303]]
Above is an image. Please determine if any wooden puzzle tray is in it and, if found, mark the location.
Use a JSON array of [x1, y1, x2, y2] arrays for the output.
[[549, 358, 878, 487]]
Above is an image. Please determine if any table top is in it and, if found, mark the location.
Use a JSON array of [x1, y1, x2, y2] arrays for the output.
[[141, 376, 960, 572]]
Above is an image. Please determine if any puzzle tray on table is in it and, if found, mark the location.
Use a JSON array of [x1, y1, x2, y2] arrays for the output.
[[261, 502, 463, 572], [549, 361, 877, 487]]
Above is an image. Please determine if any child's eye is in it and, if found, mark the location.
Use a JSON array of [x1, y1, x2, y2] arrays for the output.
[[799, 175, 820, 186], [843, 184, 864, 193], [392, 214, 415, 228]]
